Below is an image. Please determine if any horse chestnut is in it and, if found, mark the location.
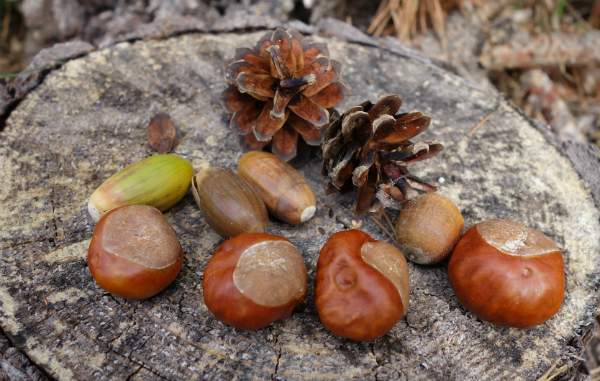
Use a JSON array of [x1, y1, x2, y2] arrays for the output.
[[203, 233, 307, 330], [315, 230, 410, 341], [395, 193, 464, 264], [448, 219, 565, 329], [88, 205, 184, 299]]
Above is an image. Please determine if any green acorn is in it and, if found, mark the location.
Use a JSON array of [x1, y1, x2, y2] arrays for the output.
[[88, 154, 194, 221]]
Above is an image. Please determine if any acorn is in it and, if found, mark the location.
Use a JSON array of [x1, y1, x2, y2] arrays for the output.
[[88, 154, 194, 221], [238, 151, 316, 225], [192, 167, 268, 238], [395, 193, 464, 265]]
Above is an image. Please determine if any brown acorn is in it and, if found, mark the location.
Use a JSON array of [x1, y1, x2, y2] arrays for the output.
[[238, 151, 316, 225], [321, 94, 444, 217], [219, 28, 350, 162], [192, 167, 268, 238]]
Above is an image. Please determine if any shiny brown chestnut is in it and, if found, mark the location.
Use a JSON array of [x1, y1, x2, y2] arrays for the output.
[[315, 230, 410, 341], [203, 233, 307, 330], [88, 205, 183, 300], [395, 193, 464, 265], [192, 167, 268, 238], [448, 219, 565, 329], [238, 151, 317, 225]]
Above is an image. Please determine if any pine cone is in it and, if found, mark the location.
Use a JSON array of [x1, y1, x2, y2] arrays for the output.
[[219, 29, 350, 162], [321, 94, 444, 217]]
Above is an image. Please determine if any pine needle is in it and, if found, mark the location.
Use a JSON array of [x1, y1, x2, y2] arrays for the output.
[[369, 215, 397, 244]]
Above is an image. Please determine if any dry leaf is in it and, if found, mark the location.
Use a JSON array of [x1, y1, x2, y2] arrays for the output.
[[147, 113, 176, 154]]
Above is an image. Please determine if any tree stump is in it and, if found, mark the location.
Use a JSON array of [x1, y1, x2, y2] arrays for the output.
[[1, 28, 600, 381]]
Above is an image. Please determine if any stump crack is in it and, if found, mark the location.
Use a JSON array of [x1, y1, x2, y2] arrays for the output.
[[49, 187, 58, 250], [1, 238, 53, 251], [0, 324, 57, 381], [371, 342, 381, 381], [271, 346, 282, 380], [270, 325, 282, 380], [125, 364, 143, 381]]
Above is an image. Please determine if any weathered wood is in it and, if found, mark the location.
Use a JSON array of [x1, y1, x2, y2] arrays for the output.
[[0, 28, 599, 380]]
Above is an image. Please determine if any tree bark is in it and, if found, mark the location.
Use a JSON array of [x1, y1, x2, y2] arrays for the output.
[[0, 22, 599, 380]]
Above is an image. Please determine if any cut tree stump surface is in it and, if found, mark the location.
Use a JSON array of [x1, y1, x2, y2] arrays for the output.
[[1, 31, 600, 381]]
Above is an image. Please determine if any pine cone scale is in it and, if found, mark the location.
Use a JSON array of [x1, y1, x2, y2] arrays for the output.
[[234, 48, 270, 72], [235, 74, 277, 98], [341, 111, 371, 145], [271, 29, 297, 74], [367, 95, 403, 120], [309, 83, 346, 109], [230, 101, 263, 135], [235, 47, 268, 66], [289, 30, 305, 68], [219, 86, 254, 114], [303, 42, 329, 64], [287, 94, 329, 126], [287, 114, 322, 145], [271, 125, 299, 161], [254, 102, 289, 140], [378, 114, 431, 146], [294, 56, 329, 82]]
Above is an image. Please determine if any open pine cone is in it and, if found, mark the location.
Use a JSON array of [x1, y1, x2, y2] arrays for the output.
[[219, 28, 350, 162], [321, 94, 444, 217]]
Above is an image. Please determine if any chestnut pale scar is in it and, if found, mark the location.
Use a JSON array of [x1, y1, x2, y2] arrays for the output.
[[477, 219, 559, 257], [102, 205, 180, 269], [361, 241, 410, 311], [233, 240, 307, 307]]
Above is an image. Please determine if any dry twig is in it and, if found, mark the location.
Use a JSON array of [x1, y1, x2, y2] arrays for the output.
[[536, 363, 567, 381], [468, 109, 498, 137]]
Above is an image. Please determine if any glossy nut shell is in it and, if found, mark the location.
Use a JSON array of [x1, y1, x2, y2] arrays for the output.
[[238, 151, 317, 225], [88, 205, 184, 300], [448, 219, 565, 329], [192, 167, 268, 238], [395, 193, 464, 264], [203, 233, 307, 330], [315, 230, 410, 341]]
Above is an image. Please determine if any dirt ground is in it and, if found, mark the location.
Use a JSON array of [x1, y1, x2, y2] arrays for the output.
[[1, 0, 600, 379]]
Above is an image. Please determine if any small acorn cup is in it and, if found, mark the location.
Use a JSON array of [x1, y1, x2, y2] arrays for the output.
[[203, 233, 307, 330], [192, 167, 268, 238], [395, 193, 464, 264], [238, 151, 317, 224], [88, 154, 194, 221], [448, 219, 565, 329], [315, 230, 410, 341], [88, 205, 184, 300]]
